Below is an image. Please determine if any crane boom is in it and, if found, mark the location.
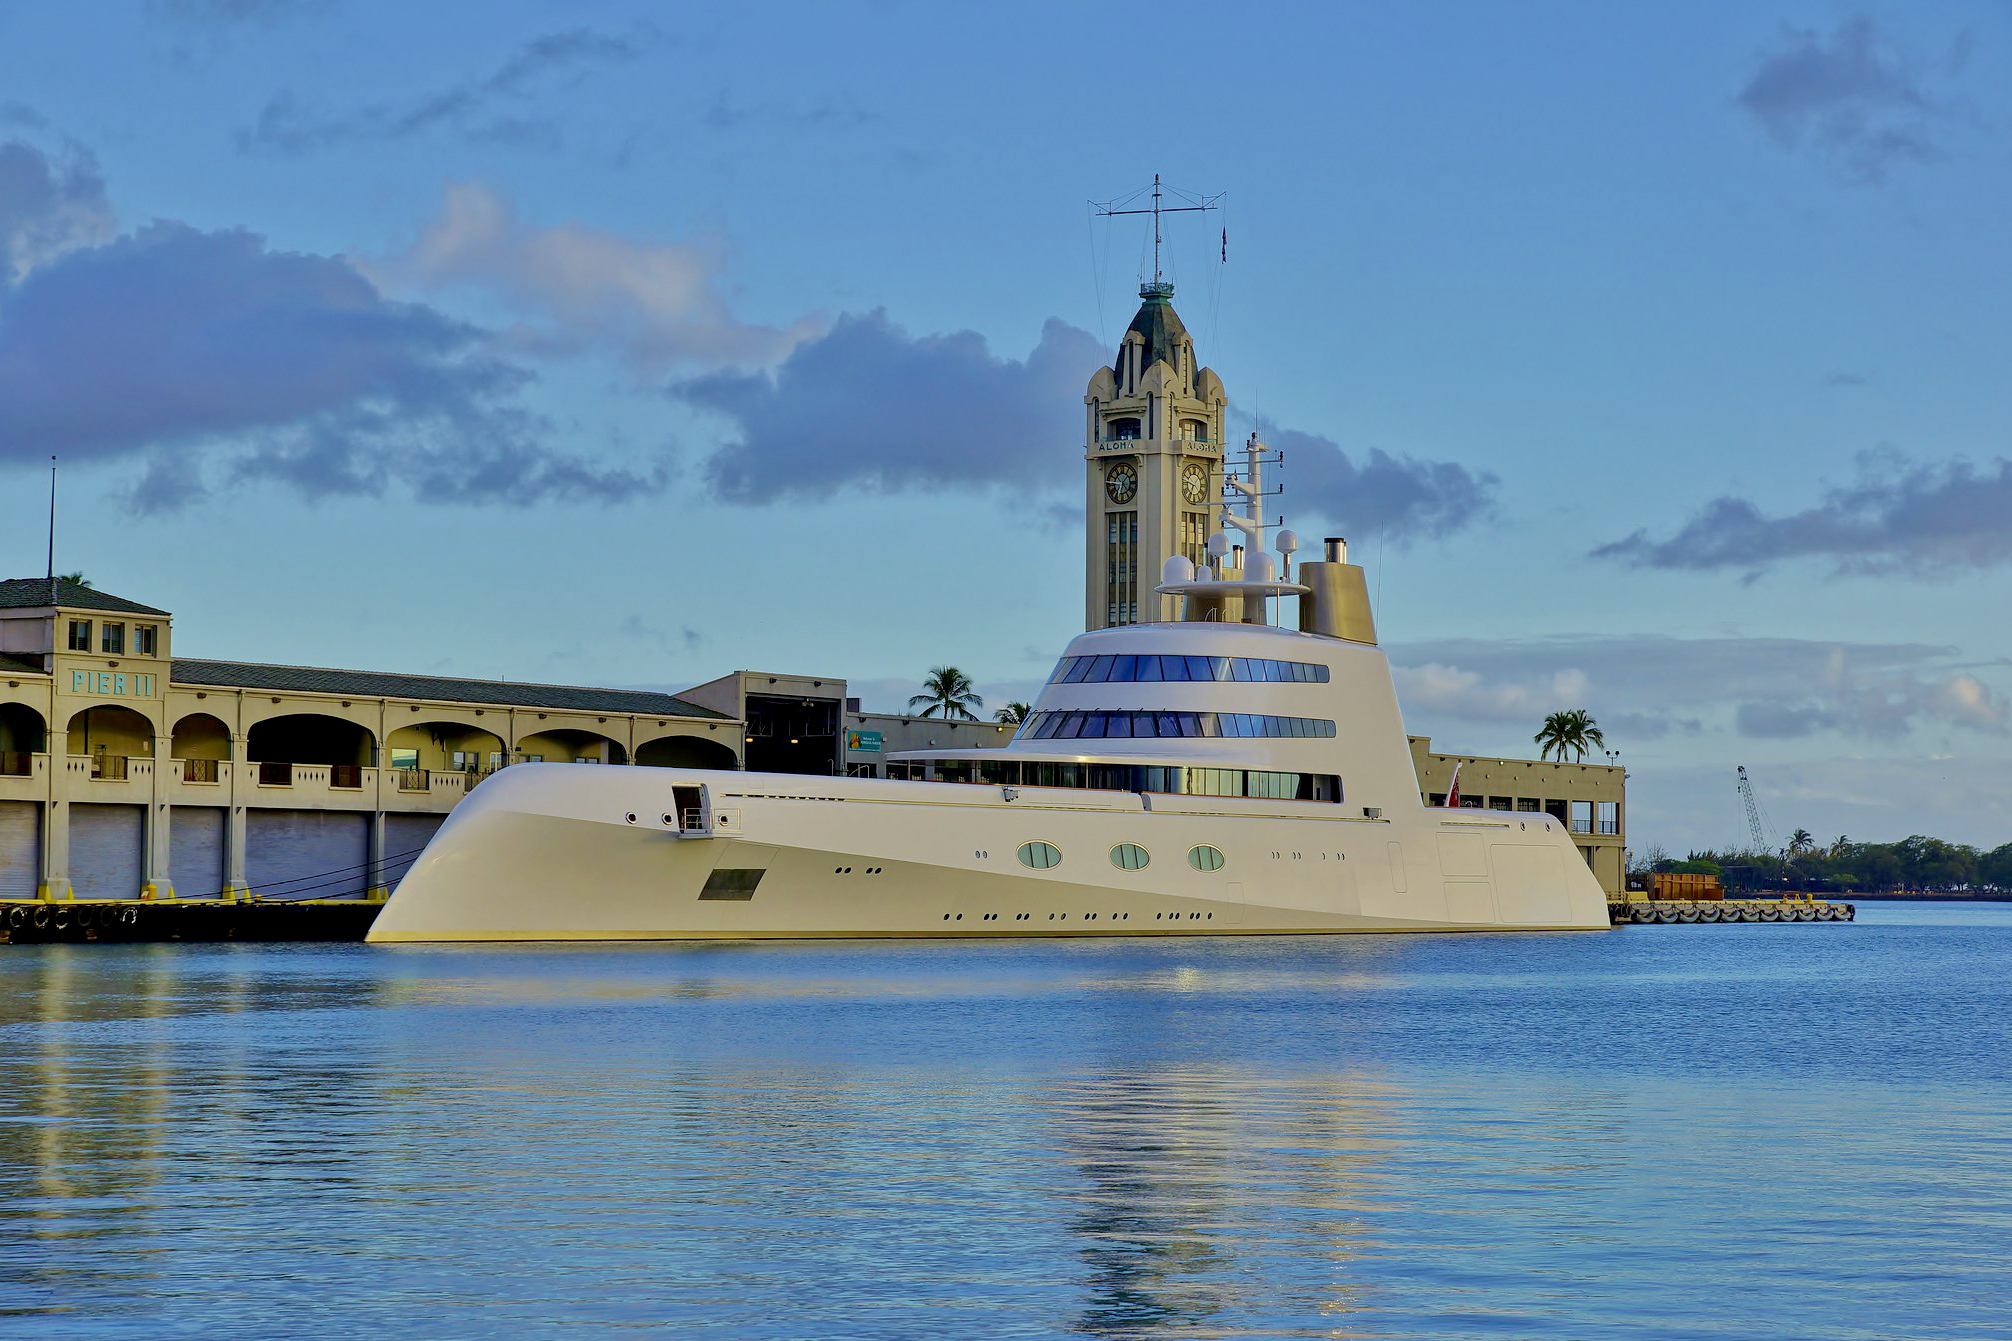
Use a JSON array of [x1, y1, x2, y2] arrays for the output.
[[1737, 765, 1768, 853]]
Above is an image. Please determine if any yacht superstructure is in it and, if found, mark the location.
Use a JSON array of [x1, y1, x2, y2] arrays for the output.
[[368, 429, 1611, 942]]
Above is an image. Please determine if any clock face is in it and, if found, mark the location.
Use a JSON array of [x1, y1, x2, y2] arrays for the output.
[[1105, 462, 1138, 505], [1181, 462, 1209, 505]]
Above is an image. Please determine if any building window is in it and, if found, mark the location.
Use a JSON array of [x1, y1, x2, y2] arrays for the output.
[[1596, 801, 1620, 836], [1516, 798, 1541, 812], [521, 753, 544, 764], [452, 751, 481, 772], [1110, 842, 1150, 871], [1106, 511, 1138, 626], [100, 622, 124, 654], [1182, 511, 1209, 572], [1489, 797, 1514, 811], [1106, 417, 1141, 441], [134, 625, 157, 655], [67, 620, 90, 651], [1187, 844, 1226, 871], [390, 748, 419, 772], [1570, 801, 1594, 834]]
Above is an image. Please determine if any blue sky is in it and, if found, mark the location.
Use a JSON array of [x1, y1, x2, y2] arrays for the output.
[[3, 1, 2009, 854]]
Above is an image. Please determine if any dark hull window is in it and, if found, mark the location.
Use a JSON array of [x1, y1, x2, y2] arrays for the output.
[[1023, 710, 1335, 740], [1046, 654, 1329, 685], [939, 757, 1342, 804]]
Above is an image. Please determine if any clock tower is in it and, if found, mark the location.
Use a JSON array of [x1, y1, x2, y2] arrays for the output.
[[1084, 281, 1227, 628]]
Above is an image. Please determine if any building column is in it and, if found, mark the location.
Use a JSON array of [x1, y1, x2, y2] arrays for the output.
[[142, 734, 174, 900], [39, 798, 72, 902], [224, 734, 249, 900], [365, 810, 388, 902]]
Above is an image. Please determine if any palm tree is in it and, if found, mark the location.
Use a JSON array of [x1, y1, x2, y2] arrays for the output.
[[994, 701, 1031, 725], [909, 667, 983, 721], [1533, 709, 1605, 762], [1787, 828, 1815, 857], [59, 571, 92, 589]]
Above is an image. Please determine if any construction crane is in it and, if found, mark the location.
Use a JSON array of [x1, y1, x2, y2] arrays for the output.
[[1737, 766, 1771, 854], [1737, 765, 1803, 898]]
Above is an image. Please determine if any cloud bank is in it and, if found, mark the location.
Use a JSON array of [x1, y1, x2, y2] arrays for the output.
[[676, 311, 1106, 503], [675, 312, 1499, 530], [0, 138, 113, 280], [240, 28, 647, 154], [1737, 16, 1959, 183], [1593, 453, 2012, 578], [0, 140, 658, 511], [1389, 634, 2005, 745], [1268, 427, 1495, 541]]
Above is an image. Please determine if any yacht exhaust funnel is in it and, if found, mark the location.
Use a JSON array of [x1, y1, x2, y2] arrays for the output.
[[1298, 558, 1377, 644]]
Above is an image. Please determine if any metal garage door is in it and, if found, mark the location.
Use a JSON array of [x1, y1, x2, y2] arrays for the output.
[[170, 806, 227, 900], [383, 814, 446, 891], [247, 810, 370, 900], [0, 801, 39, 899], [71, 803, 144, 900]]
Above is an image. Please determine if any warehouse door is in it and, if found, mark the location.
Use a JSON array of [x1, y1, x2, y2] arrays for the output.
[[0, 801, 39, 899], [248, 810, 370, 900], [71, 803, 144, 900], [383, 814, 446, 891], [170, 806, 227, 900]]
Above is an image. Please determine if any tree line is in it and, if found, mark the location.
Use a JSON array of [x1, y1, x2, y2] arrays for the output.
[[1635, 835, 2012, 894]]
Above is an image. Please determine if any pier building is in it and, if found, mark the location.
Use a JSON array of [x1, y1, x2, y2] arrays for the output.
[[0, 578, 739, 902]]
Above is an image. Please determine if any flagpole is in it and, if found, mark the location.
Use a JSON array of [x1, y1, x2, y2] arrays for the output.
[[47, 456, 57, 604]]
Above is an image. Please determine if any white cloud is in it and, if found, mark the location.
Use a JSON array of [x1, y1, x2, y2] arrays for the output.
[[371, 182, 825, 370]]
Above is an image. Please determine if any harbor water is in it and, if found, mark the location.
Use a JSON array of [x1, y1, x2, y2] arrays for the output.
[[2, 902, 2007, 1339]]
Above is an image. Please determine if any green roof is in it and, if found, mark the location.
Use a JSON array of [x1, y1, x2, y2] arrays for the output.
[[0, 577, 170, 616], [1121, 290, 1192, 375], [170, 658, 729, 720]]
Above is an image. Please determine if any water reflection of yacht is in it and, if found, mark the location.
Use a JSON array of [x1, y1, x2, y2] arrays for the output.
[[369, 433, 1609, 943]]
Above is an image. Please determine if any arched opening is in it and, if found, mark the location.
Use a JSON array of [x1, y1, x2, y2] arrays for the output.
[[67, 705, 156, 779], [635, 734, 738, 770], [247, 713, 374, 786], [1106, 416, 1142, 441], [0, 702, 46, 776], [386, 721, 507, 778], [171, 711, 233, 784], [515, 729, 627, 766]]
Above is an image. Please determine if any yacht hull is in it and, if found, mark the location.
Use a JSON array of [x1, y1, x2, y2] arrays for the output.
[[367, 765, 1611, 942]]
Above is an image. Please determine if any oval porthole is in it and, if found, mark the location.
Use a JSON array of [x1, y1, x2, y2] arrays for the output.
[[1016, 841, 1061, 870], [1187, 844, 1225, 871], [1110, 843, 1150, 871]]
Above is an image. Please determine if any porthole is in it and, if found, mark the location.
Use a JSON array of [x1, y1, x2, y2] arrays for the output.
[[1110, 843, 1150, 871], [625, 812, 638, 824], [1017, 841, 1062, 870], [1187, 844, 1226, 872]]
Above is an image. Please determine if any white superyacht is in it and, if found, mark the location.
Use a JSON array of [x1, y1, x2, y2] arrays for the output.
[[369, 432, 1611, 943]]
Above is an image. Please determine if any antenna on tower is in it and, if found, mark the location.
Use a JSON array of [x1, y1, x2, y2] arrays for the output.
[[1092, 175, 1224, 292]]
